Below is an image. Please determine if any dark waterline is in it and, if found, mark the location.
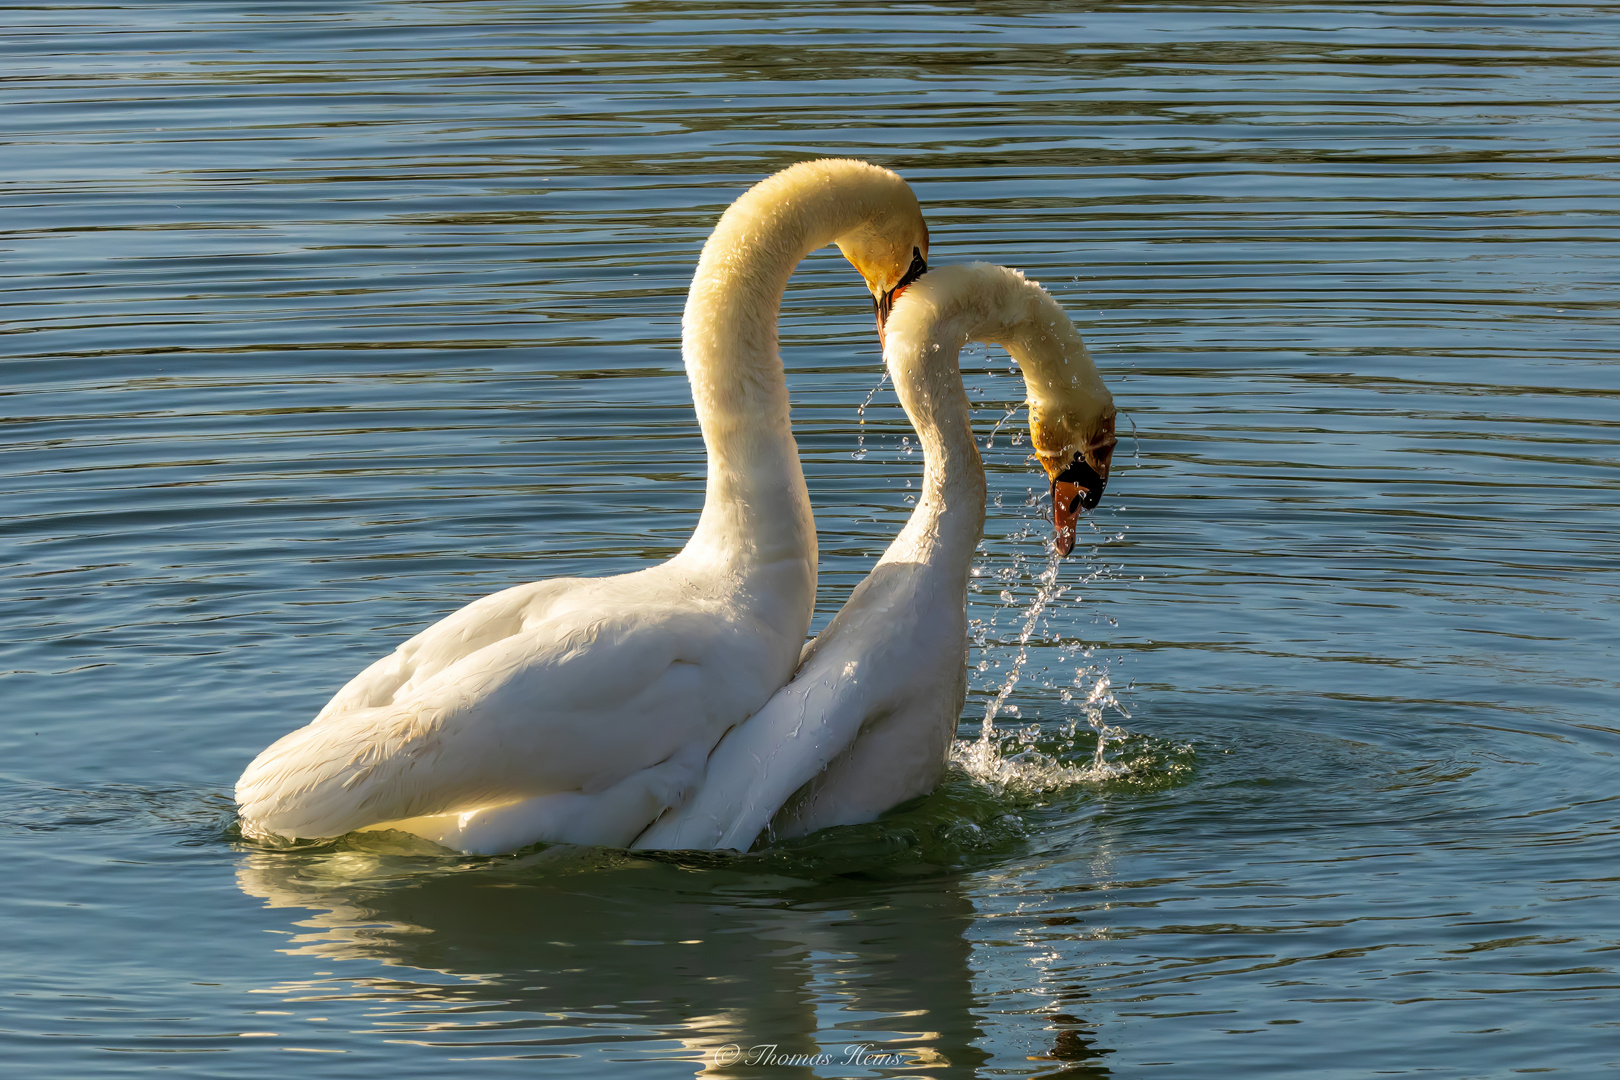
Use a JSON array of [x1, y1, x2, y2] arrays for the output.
[[2, 2, 1617, 1077]]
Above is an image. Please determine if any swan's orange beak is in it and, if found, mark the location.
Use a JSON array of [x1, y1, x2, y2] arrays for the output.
[[1049, 454, 1106, 557], [873, 248, 929, 346], [1039, 425, 1115, 556]]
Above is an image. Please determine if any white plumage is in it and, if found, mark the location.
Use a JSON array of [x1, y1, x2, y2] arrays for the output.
[[636, 263, 1117, 851], [235, 159, 932, 852]]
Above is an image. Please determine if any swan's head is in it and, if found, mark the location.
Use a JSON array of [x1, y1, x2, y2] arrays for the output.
[[1033, 403, 1117, 557], [713, 158, 929, 345], [891, 262, 1117, 557], [834, 219, 929, 344]]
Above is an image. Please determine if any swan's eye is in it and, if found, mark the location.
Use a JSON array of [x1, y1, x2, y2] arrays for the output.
[[895, 247, 928, 294], [1055, 453, 1107, 511], [876, 247, 928, 331]]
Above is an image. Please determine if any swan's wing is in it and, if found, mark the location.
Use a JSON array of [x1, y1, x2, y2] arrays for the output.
[[634, 560, 968, 852], [237, 602, 770, 842], [310, 577, 586, 724], [770, 640, 965, 839], [633, 628, 889, 852], [371, 739, 713, 854], [795, 631, 821, 669]]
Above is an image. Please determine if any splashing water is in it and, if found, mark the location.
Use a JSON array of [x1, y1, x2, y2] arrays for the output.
[[849, 371, 889, 460], [978, 552, 1064, 739], [981, 399, 1025, 451], [956, 552, 1065, 788], [953, 538, 1136, 794], [951, 356, 1146, 794], [1071, 671, 1133, 778]]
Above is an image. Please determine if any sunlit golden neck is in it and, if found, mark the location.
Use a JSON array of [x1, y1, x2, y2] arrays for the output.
[[678, 160, 925, 569]]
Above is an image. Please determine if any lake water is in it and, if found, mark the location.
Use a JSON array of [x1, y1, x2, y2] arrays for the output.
[[3, 2, 1617, 1076]]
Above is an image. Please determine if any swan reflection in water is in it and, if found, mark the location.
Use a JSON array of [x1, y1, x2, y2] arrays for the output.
[[236, 832, 1112, 1076], [238, 834, 972, 1073]]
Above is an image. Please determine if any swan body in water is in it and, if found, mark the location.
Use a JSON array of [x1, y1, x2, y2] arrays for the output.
[[635, 263, 1116, 851], [235, 159, 930, 849]]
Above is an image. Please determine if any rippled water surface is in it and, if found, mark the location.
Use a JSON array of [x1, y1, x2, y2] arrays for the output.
[[4, 2, 1617, 1076]]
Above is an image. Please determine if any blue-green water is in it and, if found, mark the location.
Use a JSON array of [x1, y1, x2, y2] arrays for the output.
[[3, 2, 1617, 1076]]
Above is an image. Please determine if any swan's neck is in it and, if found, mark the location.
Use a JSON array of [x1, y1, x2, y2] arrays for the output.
[[679, 163, 915, 584], [882, 333, 986, 570], [879, 260, 1115, 581]]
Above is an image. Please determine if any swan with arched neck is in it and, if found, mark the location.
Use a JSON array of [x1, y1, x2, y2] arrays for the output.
[[235, 160, 930, 851], [634, 262, 1116, 851]]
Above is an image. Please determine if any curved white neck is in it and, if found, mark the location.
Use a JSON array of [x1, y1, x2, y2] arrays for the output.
[[880, 262, 1112, 572], [881, 325, 987, 571], [679, 162, 917, 580]]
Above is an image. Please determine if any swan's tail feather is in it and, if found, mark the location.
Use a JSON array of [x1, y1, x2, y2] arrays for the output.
[[234, 704, 480, 842]]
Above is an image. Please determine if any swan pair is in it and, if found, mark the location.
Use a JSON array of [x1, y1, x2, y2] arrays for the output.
[[235, 160, 1115, 854]]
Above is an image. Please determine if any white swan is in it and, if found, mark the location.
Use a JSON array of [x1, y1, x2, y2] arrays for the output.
[[634, 263, 1116, 851], [235, 159, 931, 851]]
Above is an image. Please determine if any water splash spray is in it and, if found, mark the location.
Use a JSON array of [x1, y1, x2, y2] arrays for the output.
[[953, 517, 1136, 792], [962, 550, 1064, 773], [944, 346, 1151, 797], [850, 372, 889, 460], [982, 400, 1025, 451]]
